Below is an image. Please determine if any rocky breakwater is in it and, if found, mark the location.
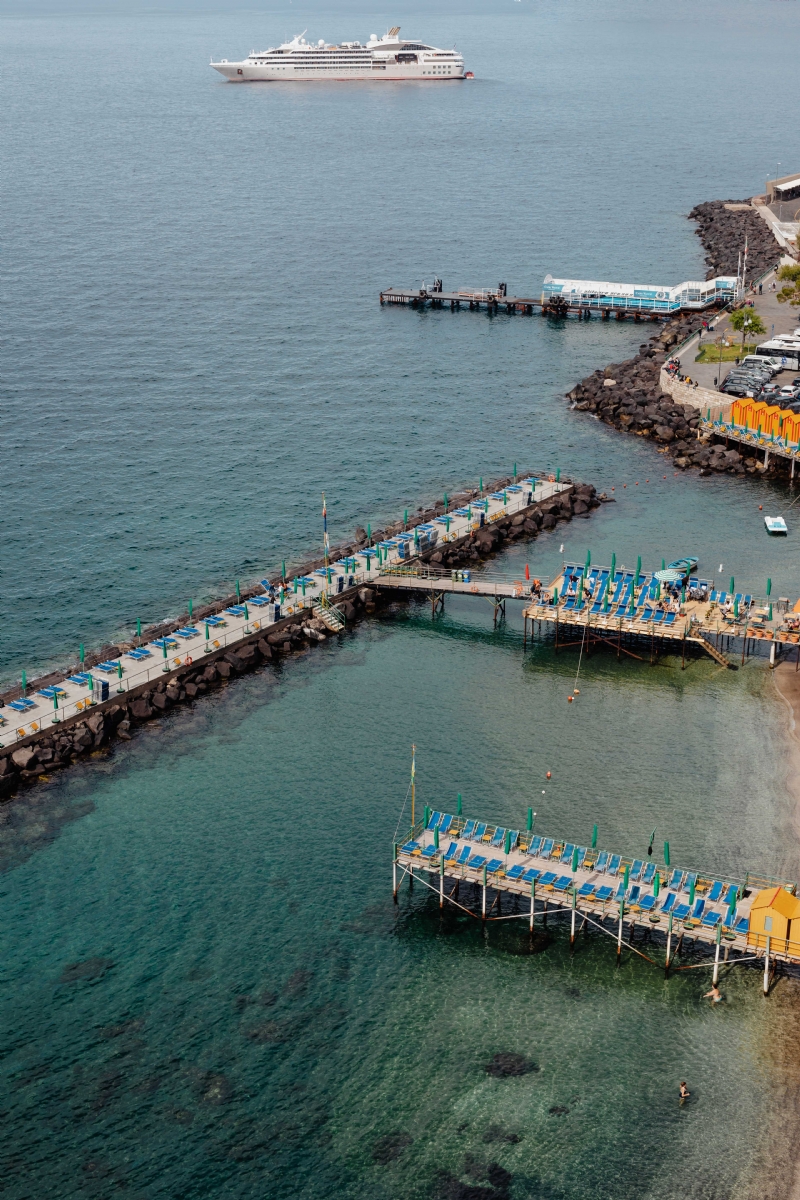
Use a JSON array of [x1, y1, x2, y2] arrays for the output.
[[689, 199, 783, 280], [0, 477, 602, 804]]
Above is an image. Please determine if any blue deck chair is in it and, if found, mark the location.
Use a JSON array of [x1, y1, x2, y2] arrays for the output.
[[641, 607, 654, 622], [507, 831, 519, 851], [652, 610, 665, 625], [701, 910, 722, 928], [456, 845, 471, 866], [506, 864, 525, 881], [595, 886, 614, 903], [614, 883, 626, 901], [638, 895, 657, 913], [474, 823, 488, 841], [540, 838, 555, 859], [709, 590, 719, 602], [462, 819, 476, 840], [641, 863, 655, 885], [467, 854, 487, 869], [401, 841, 420, 854], [522, 868, 541, 884], [427, 811, 442, 829], [439, 815, 453, 835], [486, 858, 504, 874], [661, 892, 677, 914], [554, 875, 572, 891], [723, 906, 737, 929], [443, 842, 458, 861], [127, 648, 152, 660], [690, 899, 705, 921], [97, 660, 121, 673], [577, 882, 595, 898], [668, 870, 684, 891], [607, 854, 621, 875], [594, 850, 609, 872], [539, 871, 557, 888], [673, 903, 691, 921], [574, 847, 587, 868], [628, 885, 642, 906], [723, 884, 738, 907], [68, 673, 93, 685], [564, 596, 577, 611], [743, 594, 752, 607], [664, 612, 677, 626], [422, 844, 438, 859], [491, 827, 506, 848], [707, 880, 723, 903], [735, 917, 749, 936], [629, 860, 643, 881], [683, 873, 697, 894], [560, 843, 575, 863], [528, 835, 543, 856], [225, 605, 247, 616], [249, 596, 270, 607], [717, 592, 727, 605], [9, 698, 35, 712], [205, 615, 226, 627], [175, 627, 199, 639]]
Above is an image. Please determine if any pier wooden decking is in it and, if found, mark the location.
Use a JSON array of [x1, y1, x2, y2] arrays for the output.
[[379, 285, 671, 321], [395, 811, 799, 986], [0, 476, 570, 746]]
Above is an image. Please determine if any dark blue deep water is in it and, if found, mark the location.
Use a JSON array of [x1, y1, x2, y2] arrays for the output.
[[4, 5, 800, 1197]]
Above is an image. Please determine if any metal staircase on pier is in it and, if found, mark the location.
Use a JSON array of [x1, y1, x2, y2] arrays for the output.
[[314, 597, 346, 633], [693, 633, 736, 669]]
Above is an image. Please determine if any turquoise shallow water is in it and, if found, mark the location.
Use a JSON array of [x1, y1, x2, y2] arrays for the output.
[[4, 3, 800, 1197]]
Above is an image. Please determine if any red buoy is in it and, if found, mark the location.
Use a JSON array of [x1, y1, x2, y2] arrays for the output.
[[525, 563, 530, 580], [546, 771, 551, 779]]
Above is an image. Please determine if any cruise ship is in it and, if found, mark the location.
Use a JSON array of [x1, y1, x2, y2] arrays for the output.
[[210, 28, 466, 82]]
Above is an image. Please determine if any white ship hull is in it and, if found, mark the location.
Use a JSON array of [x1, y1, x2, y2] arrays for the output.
[[211, 28, 466, 84]]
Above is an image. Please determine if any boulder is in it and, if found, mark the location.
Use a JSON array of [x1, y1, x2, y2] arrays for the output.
[[0, 757, 14, 777], [430, 551, 443, 563], [572, 500, 588, 515], [152, 692, 169, 712], [87, 712, 105, 736], [511, 513, 526, 527], [256, 640, 272, 660], [130, 698, 154, 721], [184, 683, 198, 698], [216, 661, 232, 679], [11, 747, 38, 771], [266, 630, 286, 646], [236, 644, 256, 664], [72, 728, 94, 750], [654, 426, 675, 442], [354, 526, 367, 544]]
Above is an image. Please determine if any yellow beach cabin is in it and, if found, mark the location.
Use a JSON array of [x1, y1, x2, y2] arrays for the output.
[[747, 886, 800, 953]]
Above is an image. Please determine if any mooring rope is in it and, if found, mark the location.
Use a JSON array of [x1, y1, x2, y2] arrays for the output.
[[392, 780, 412, 845]]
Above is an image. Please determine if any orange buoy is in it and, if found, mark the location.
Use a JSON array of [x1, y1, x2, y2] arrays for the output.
[[664, 475, 667, 479], [646, 479, 649, 483], [623, 484, 627, 488], [525, 563, 530, 580], [574, 688, 580, 695], [568, 695, 574, 703], [635, 481, 639, 486], [759, 505, 763, 511], [546, 771, 551, 779], [611, 487, 615, 491]]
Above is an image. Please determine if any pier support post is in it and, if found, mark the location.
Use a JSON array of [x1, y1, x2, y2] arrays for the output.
[[792, 457, 796, 482], [570, 886, 577, 951], [764, 936, 771, 996], [439, 856, 445, 909], [393, 844, 398, 903], [523, 614, 527, 650], [617, 897, 625, 966], [712, 922, 721, 985], [665, 911, 673, 976], [482, 865, 487, 922], [529, 879, 535, 932]]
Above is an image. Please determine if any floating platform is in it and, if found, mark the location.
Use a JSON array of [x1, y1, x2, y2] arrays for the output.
[[395, 809, 799, 985]]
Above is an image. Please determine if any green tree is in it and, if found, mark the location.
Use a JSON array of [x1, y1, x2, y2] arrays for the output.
[[728, 307, 767, 351], [776, 263, 800, 306]]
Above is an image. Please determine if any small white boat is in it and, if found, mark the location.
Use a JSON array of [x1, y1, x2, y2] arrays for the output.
[[765, 515, 788, 535]]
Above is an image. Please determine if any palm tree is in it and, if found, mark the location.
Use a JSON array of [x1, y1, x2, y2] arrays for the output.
[[728, 307, 767, 352]]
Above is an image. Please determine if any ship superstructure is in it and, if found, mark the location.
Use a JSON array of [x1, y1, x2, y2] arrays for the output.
[[211, 28, 465, 82]]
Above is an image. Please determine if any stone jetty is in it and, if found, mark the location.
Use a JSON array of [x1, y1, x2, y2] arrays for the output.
[[0, 474, 601, 803], [566, 198, 785, 476]]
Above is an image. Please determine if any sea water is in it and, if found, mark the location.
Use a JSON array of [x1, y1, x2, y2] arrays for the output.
[[3, 4, 800, 1197]]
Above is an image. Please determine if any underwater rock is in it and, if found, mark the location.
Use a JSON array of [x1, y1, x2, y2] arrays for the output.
[[372, 1132, 413, 1163], [59, 957, 114, 983], [484, 1052, 539, 1078]]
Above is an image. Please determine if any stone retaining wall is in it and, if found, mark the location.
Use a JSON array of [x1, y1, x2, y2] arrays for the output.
[[659, 368, 731, 421]]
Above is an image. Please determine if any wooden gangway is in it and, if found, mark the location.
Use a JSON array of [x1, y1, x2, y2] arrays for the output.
[[394, 809, 799, 989]]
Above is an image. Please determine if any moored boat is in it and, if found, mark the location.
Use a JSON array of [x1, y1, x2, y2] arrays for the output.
[[764, 515, 788, 535]]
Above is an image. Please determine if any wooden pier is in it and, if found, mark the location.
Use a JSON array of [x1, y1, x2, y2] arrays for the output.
[[395, 809, 799, 989], [379, 283, 670, 321]]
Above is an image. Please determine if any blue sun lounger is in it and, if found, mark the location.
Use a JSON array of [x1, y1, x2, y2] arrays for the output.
[[563, 596, 577, 611], [638, 895, 657, 913], [707, 880, 723, 903], [683, 873, 697, 894], [627, 885, 642, 906], [152, 636, 178, 649], [37, 686, 67, 699], [528, 835, 543, 856], [652, 610, 665, 625], [667, 870, 684, 891], [540, 838, 555, 859], [9, 698, 35, 712], [491, 827, 506, 847], [539, 871, 557, 888], [439, 815, 453, 835], [629, 860, 644, 881], [462, 820, 476, 840], [401, 841, 420, 854], [701, 910, 722, 928], [175, 627, 199, 639], [735, 917, 749, 936], [641, 607, 654, 622], [427, 811, 442, 829], [560, 843, 575, 863], [614, 883, 626, 901], [249, 595, 271, 607], [641, 863, 655, 885], [594, 850, 609, 872], [506, 830, 519, 851], [661, 892, 677, 914], [467, 855, 487, 869], [204, 615, 226, 627], [474, 823, 488, 841], [486, 858, 504, 874], [225, 605, 248, 617], [96, 660, 121, 673], [521, 867, 540, 884], [577, 882, 595, 898], [421, 844, 438, 859], [574, 847, 587, 868], [506, 864, 525, 881], [456, 845, 471, 866], [723, 884, 738, 907], [127, 648, 152, 660], [607, 855, 622, 875], [673, 902, 690, 921], [68, 673, 93, 685], [554, 875, 572, 891], [442, 842, 458, 861], [689, 898, 705, 921], [595, 886, 614, 903]]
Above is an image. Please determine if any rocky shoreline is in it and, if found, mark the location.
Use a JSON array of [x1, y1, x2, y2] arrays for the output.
[[566, 199, 786, 478], [0, 476, 601, 804]]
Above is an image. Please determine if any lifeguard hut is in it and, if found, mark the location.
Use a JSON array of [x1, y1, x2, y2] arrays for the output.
[[747, 886, 800, 956]]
